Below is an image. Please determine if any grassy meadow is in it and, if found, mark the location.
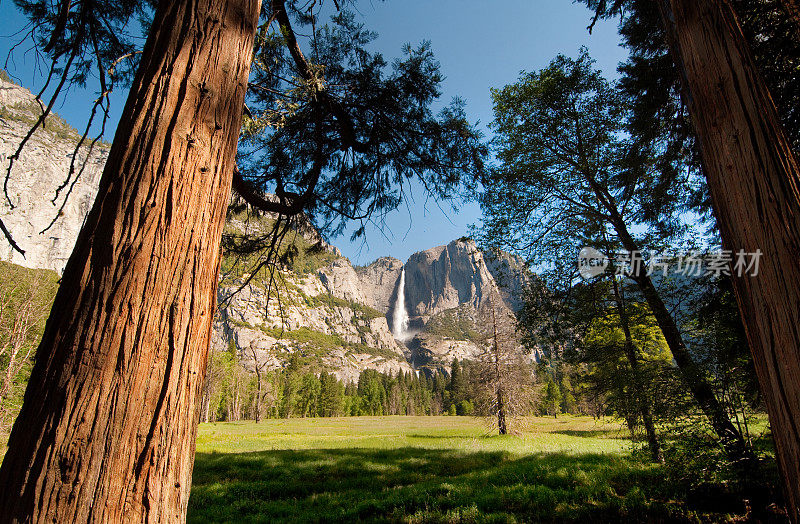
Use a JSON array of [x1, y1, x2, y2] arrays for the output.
[[189, 416, 758, 523]]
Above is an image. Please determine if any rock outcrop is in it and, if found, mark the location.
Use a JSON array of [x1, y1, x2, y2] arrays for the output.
[[390, 239, 537, 372], [214, 255, 413, 382], [403, 240, 494, 319], [484, 249, 530, 312], [0, 73, 107, 272], [355, 256, 403, 313]]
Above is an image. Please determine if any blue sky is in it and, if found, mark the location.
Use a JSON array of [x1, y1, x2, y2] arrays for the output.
[[0, 0, 627, 265]]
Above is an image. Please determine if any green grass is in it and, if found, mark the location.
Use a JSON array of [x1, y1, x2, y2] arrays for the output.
[[189, 416, 727, 522]]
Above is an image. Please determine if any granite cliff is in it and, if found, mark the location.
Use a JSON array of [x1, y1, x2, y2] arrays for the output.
[[0, 72, 107, 272]]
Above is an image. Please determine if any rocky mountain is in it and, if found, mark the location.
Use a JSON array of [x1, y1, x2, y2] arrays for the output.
[[355, 256, 403, 313], [0, 74, 536, 382], [392, 239, 534, 372], [0, 72, 108, 272], [213, 234, 535, 379]]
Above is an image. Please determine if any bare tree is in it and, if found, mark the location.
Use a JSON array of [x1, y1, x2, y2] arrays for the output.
[[0, 279, 55, 428], [247, 347, 271, 423], [472, 261, 536, 435]]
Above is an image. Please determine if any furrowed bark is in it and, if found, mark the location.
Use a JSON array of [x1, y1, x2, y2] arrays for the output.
[[657, 0, 800, 520], [0, 0, 261, 521]]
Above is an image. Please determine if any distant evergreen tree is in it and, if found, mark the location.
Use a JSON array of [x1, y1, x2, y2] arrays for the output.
[[448, 358, 468, 409], [318, 372, 344, 417], [560, 375, 577, 415], [543, 378, 563, 418]]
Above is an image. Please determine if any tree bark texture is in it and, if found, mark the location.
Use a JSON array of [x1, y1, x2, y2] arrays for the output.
[[0, 0, 261, 521], [658, 0, 800, 520]]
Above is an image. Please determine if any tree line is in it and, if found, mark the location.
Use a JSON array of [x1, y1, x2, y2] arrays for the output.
[[202, 355, 490, 421], [200, 346, 673, 426]]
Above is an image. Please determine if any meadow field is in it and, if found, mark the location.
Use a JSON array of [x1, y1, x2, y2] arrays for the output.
[[189, 416, 767, 523]]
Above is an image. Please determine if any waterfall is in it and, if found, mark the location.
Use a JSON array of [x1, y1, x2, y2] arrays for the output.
[[393, 267, 410, 341]]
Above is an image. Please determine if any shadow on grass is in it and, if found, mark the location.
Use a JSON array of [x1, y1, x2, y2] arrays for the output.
[[188, 447, 710, 523], [552, 429, 627, 439]]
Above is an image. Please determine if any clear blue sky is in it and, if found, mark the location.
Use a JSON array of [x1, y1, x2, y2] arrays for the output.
[[0, 0, 627, 265]]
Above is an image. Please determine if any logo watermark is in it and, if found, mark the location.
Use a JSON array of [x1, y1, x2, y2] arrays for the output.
[[578, 247, 609, 279], [577, 248, 762, 280]]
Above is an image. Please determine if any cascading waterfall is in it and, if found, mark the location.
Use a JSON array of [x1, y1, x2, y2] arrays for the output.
[[392, 267, 410, 341]]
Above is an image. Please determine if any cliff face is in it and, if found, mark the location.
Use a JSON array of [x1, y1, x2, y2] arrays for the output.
[[214, 257, 413, 383], [213, 212, 413, 382], [355, 256, 403, 313], [484, 249, 530, 312], [403, 239, 497, 319], [394, 239, 535, 372], [0, 74, 107, 272]]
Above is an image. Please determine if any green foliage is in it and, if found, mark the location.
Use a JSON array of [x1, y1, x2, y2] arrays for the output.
[[578, 0, 800, 222], [560, 374, 578, 415], [424, 307, 481, 341], [0, 262, 59, 430], [581, 298, 674, 431], [448, 358, 469, 407], [542, 377, 563, 418], [457, 400, 475, 416], [241, 9, 487, 240], [302, 292, 383, 321], [221, 213, 338, 283], [0, 99, 85, 144], [266, 327, 398, 361]]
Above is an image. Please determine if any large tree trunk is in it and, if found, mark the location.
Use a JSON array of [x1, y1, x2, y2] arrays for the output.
[[0, 0, 261, 520], [657, 0, 800, 520]]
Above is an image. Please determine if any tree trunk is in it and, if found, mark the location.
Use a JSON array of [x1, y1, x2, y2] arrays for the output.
[[254, 369, 263, 423], [610, 276, 663, 463], [614, 214, 753, 464], [497, 386, 507, 435], [201, 391, 211, 424], [0, 0, 261, 520], [657, 0, 800, 520], [585, 174, 753, 465], [489, 289, 508, 435]]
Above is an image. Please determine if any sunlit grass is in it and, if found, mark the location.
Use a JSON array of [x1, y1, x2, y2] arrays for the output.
[[194, 415, 631, 456], [189, 416, 734, 522]]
